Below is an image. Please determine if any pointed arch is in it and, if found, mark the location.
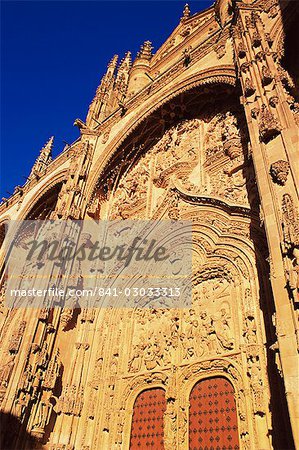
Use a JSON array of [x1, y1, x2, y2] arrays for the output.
[[86, 70, 236, 205]]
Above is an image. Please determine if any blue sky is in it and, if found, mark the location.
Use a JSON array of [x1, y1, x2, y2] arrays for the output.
[[1, 0, 214, 198]]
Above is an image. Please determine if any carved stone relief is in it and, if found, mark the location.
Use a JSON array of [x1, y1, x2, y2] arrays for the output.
[[0, 2, 296, 448], [127, 277, 237, 375], [270, 160, 290, 185], [105, 105, 255, 220]]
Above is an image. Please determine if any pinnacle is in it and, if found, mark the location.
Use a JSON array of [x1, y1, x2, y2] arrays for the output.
[[120, 51, 132, 67], [182, 3, 191, 21], [108, 55, 119, 68], [29, 136, 54, 178], [46, 135, 54, 146], [137, 41, 153, 59], [42, 136, 54, 153], [124, 51, 132, 62]]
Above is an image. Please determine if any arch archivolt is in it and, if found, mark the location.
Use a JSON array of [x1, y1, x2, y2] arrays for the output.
[[0, 173, 66, 268], [189, 213, 262, 280], [15, 169, 67, 220], [87, 83, 256, 225], [86, 71, 236, 205], [0, 216, 10, 227], [0, 172, 68, 296]]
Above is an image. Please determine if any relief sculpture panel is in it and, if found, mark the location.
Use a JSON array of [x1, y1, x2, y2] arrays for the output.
[[127, 278, 237, 376], [106, 101, 258, 223], [0, 1, 298, 448]]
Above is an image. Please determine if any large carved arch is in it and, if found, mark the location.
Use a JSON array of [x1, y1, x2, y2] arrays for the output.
[[88, 85, 254, 222], [86, 70, 236, 205], [80, 76, 278, 449], [19, 172, 67, 220]]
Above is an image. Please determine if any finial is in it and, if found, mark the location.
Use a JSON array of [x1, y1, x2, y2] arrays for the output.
[[119, 51, 132, 69], [41, 136, 54, 157], [137, 41, 153, 60], [108, 55, 119, 69], [29, 136, 54, 179], [181, 4, 190, 22]]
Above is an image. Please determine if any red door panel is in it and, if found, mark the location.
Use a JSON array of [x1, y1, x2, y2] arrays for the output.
[[189, 377, 239, 450], [130, 388, 166, 449]]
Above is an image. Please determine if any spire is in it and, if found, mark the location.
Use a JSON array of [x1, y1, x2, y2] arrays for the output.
[[96, 54, 119, 96], [86, 55, 119, 126], [38, 136, 54, 162], [29, 137, 54, 179], [181, 4, 190, 22], [118, 51, 132, 72], [116, 52, 132, 83], [137, 41, 153, 61], [115, 51, 132, 100], [107, 54, 118, 72]]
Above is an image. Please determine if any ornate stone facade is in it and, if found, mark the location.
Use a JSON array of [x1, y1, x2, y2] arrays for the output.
[[0, 0, 298, 449]]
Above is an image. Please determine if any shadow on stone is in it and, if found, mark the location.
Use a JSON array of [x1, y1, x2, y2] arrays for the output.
[[0, 411, 43, 450]]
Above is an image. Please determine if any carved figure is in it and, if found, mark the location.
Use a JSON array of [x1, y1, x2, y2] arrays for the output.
[[270, 160, 290, 185], [212, 308, 234, 350]]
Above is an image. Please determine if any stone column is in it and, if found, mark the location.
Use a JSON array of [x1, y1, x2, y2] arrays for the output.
[[233, 3, 299, 446]]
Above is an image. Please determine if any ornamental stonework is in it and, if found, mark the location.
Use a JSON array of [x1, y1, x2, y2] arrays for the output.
[[0, 1, 298, 449]]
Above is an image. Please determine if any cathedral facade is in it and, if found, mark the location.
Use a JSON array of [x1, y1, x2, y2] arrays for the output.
[[0, 0, 298, 449]]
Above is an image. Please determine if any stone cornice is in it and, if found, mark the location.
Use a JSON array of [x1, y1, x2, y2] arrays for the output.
[[174, 187, 253, 219]]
